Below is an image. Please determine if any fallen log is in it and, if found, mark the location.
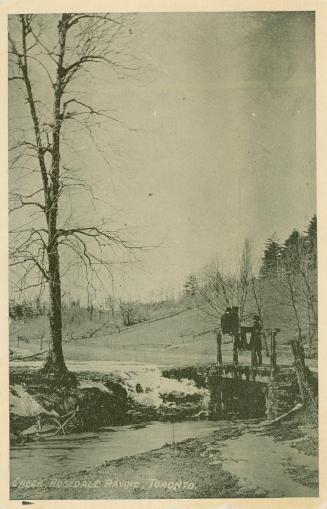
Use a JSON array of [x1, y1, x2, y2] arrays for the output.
[[260, 402, 303, 427], [54, 408, 78, 436], [10, 350, 47, 361]]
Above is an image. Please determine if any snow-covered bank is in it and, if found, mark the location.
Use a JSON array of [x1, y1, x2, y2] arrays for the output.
[[10, 364, 210, 442]]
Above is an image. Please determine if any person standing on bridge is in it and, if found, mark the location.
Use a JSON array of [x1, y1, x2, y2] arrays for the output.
[[221, 307, 232, 335], [250, 315, 262, 366]]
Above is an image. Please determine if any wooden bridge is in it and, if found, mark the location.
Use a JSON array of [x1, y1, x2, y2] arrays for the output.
[[216, 327, 280, 375], [164, 336, 317, 420], [213, 336, 317, 419], [212, 362, 294, 384]]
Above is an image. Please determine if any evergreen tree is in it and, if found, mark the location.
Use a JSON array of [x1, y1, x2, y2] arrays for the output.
[[305, 215, 317, 268], [260, 236, 282, 277], [183, 274, 198, 296], [282, 229, 303, 273]]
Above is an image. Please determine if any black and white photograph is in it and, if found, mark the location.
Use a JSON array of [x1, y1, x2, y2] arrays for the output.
[[7, 9, 318, 501]]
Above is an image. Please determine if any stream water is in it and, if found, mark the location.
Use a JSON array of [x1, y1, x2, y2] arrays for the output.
[[11, 420, 221, 482], [10, 360, 318, 497], [11, 420, 318, 497]]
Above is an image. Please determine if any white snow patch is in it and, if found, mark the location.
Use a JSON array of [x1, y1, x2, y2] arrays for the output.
[[10, 385, 58, 417], [79, 381, 112, 394], [117, 366, 209, 408], [9, 361, 210, 411]]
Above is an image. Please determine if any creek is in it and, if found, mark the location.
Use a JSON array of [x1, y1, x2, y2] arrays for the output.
[[10, 360, 318, 498], [11, 420, 222, 481]]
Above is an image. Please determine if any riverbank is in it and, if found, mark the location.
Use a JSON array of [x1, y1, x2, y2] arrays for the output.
[[11, 412, 318, 500], [9, 364, 210, 444]]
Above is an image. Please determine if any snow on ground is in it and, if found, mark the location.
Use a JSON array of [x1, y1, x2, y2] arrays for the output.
[[115, 365, 209, 408], [78, 380, 113, 394], [10, 360, 210, 410], [10, 385, 58, 417]]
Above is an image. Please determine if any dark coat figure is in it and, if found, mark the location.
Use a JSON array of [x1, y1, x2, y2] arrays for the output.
[[221, 307, 232, 334], [221, 307, 241, 365], [250, 315, 262, 366], [230, 307, 239, 335], [230, 307, 240, 348]]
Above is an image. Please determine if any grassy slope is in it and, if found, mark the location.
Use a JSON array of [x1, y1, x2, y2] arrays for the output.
[[10, 306, 317, 368]]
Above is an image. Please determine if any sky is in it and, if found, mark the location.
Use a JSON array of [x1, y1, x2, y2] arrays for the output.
[[9, 12, 316, 303]]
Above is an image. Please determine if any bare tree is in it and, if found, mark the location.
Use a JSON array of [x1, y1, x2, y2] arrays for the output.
[[196, 239, 253, 324], [237, 238, 252, 322], [196, 261, 233, 322], [282, 235, 317, 357], [273, 241, 304, 348], [298, 238, 317, 356], [250, 275, 270, 356], [119, 300, 137, 327], [9, 14, 145, 378]]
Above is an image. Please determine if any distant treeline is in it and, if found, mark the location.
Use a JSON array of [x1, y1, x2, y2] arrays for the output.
[[9, 293, 187, 328], [9, 298, 47, 320]]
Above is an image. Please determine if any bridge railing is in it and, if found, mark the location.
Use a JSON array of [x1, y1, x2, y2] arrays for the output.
[[216, 328, 280, 371]]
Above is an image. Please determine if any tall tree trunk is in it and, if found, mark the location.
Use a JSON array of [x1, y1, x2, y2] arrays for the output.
[[41, 15, 69, 378], [42, 178, 68, 376], [42, 239, 68, 375]]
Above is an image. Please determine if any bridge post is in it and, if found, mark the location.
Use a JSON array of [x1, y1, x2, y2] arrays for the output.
[[270, 331, 277, 373], [216, 330, 223, 366], [263, 331, 269, 357], [233, 335, 238, 366], [251, 347, 256, 367]]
